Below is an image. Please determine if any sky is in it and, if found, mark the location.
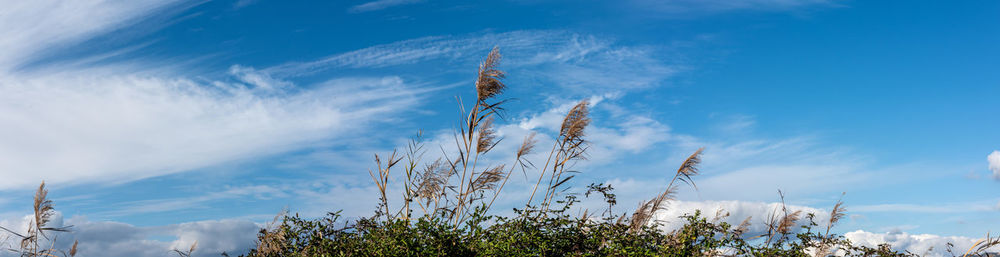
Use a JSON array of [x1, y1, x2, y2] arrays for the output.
[[0, 0, 998, 256]]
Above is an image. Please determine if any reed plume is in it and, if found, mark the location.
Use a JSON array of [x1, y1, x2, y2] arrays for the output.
[[516, 132, 537, 160], [484, 132, 538, 215], [477, 117, 498, 154], [69, 240, 77, 257], [471, 165, 506, 193], [763, 190, 802, 245], [33, 182, 55, 237], [527, 99, 592, 212], [256, 209, 288, 255], [450, 46, 511, 225], [173, 241, 197, 257], [735, 216, 753, 236], [629, 148, 704, 231], [415, 159, 451, 204], [559, 100, 591, 154], [776, 210, 802, 235], [0, 181, 77, 257], [476, 46, 505, 105], [825, 193, 846, 236]]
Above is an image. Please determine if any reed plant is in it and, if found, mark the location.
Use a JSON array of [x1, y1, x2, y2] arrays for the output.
[[0, 47, 996, 257], [0, 181, 77, 257], [241, 47, 1000, 256]]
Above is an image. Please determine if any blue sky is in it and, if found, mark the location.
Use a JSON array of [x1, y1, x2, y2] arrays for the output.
[[0, 0, 998, 256]]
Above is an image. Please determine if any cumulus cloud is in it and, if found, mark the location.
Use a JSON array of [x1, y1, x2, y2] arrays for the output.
[[0, 213, 259, 257], [648, 201, 990, 257], [989, 150, 1000, 179], [844, 230, 983, 257], [650, 200, 828, 236]]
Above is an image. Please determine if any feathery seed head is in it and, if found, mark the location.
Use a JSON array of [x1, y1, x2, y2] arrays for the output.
[[517, 132, 538, 159], [70, 240, 78, 256], [475, 47, 506, 103], [675, 148, 704, 187], [477, 117, 498, 154], [777, 210, 802, 234], [559, 100, 591, 142], [472, 165, 506, 192]]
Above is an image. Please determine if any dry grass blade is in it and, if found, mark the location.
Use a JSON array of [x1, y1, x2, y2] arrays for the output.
[[369, 151, 402, 219], [475, 46, 505, 103], [484, 132, 538, 216], [550, 175, 576, 190], [964, 233, 1000, 256]]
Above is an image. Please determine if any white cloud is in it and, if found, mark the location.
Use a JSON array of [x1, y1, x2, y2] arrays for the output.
[[0, 214, 260, 257], [989, 150, 1000, 179], [0, 0, 182, 70], [646, 201, 994, 257], [844, 230, 984, 257], [629, 0, 838, 16], [0, 0, 435, 190], [233, 0, 258, 9], [349, 0, 424, 13], [229, 65, 293, 91], [0, 71, 425, 190], [651, 200, 828, 236], [852, 202, 995, 214], [264, 30, 679, 94], [100, 185, 289, 217]]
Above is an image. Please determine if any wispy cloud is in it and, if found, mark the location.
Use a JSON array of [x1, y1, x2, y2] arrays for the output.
[[0, 71, 427, 190], [101, 185, 288, 217], [0, 0, 446, 191], [0, 0, 183, 70], [628, 0, 839, 16], [989, 150, 1000, 179], [265, 30, 681, 94], [852, 202, 997, 214], [348, 0, 424, 13], [233, 0, 259, 9]]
